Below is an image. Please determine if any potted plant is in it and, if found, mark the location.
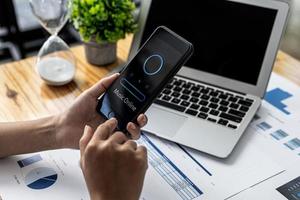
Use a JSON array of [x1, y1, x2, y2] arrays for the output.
[[70, 0, 137, 66]]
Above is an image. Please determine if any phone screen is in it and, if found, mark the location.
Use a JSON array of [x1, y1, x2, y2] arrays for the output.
[[97, 27, 192, 130]]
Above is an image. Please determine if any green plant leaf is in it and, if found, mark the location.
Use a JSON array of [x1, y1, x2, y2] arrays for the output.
[[70, 0, 137, 43]]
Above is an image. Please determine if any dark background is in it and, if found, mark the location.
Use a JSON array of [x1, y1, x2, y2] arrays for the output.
[[0, 0, 299, 64]]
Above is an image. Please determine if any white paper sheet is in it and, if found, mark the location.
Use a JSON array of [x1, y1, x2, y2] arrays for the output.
[[0, 73, 299, 200], [139, 131, 284, 200], [0, 150, 89, 200], [224, 73, 300, 199], [0, 130, 283, 200], [265, 73, 300, 122]]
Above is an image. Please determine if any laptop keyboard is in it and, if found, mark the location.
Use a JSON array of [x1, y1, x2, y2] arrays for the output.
[[154, 77, 254, 129]]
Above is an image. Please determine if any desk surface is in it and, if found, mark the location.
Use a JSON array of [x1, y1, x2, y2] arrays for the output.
[[1, 36, 300, 122]]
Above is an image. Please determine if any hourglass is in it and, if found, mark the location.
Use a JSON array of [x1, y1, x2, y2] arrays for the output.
[[30, 0, 76, 86]]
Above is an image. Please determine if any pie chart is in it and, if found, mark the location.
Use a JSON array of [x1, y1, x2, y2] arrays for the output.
[[24, 167, 57, 190]]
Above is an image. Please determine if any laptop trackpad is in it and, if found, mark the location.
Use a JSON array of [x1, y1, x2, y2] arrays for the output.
[[144, 105, 187, 138]]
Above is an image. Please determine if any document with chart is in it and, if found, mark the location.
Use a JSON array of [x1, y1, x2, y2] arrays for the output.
[[0, 73, 299, 200], [228, 73, 300, 199], [0, 149, 89, 200], [0, 131, 284, 200]]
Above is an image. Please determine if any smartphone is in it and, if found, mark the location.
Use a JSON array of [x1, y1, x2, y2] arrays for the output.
[[96, 26, 193, 132]]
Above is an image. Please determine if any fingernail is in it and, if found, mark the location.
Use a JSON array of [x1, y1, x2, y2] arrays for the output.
[[130, 123, 136, 130], [113, 73, 120, 78], [84, 125, 88, 132], [110, 118, 118, 125], [143, 116, 147, 123]]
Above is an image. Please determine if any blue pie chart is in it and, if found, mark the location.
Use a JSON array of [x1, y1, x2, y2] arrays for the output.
[[25, 167, 57, 190]]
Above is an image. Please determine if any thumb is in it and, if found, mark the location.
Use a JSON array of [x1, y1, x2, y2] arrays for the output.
[[79, 125, 94, 157], [87, 73, 119, 98]]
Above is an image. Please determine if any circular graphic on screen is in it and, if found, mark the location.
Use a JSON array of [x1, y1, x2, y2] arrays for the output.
[[25, 167, 57, 190], [143, 54, 164, 75]]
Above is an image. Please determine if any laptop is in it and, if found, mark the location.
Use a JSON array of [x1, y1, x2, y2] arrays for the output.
[[129, 0, 290, 158]]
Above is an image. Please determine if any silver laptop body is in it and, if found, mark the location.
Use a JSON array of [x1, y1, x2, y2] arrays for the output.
[[129, 0, 290, 158]]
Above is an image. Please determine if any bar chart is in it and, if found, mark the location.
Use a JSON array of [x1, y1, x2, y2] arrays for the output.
[[270, 129, 289, 140], [284, 138, 300, 150], [256, 121, 272, 131], [139, 134, 203, 200]]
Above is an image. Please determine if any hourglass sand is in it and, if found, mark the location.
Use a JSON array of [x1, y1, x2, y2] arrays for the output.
[[30, 0, 76, 86]]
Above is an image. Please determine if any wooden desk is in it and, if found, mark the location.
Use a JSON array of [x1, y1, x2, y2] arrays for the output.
[[0, 36, 132, 122], [1, 36, 300, 122]]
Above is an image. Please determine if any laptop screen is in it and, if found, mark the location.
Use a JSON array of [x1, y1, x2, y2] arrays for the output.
[[139, 0, 278, 86]]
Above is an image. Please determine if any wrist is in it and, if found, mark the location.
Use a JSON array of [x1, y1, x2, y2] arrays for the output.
[[53, 111, 82, 149], [52, 113, 66, 149]]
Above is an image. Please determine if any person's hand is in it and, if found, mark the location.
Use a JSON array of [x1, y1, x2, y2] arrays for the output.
[[80, 119, 148, 200], [55, 73, 148, 149]]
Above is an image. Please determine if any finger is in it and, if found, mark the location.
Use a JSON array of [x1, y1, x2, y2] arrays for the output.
[[136, 145, 148, 164], [87, 73, 119, 98], [92, 118, 118, 141], [123, 140, 138, 150], [137, 114, 148, 128], [109, 131, 128, 144], [79, 125, 94, 157], [127, 122, 141, 140], [136, 145, 147, 156]]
